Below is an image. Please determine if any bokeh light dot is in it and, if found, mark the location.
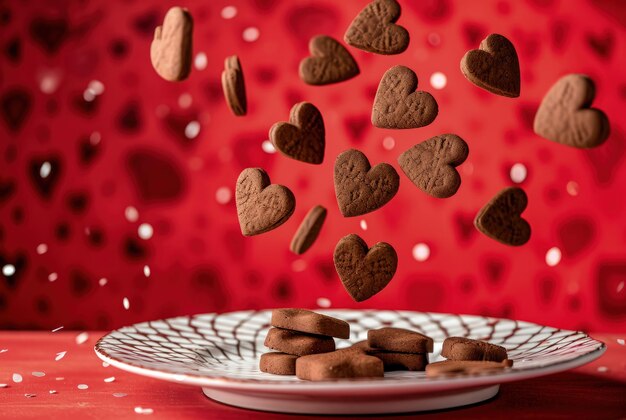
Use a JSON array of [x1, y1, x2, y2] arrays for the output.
[[40, 162, 51, 178], [292, 259, 307, 272], [412, 243, 430, 262], [36, 243, 48, 255], [123, 297, 130, 310], [360, 220, 368, 231], [215, 187, 232, 204], [317, 297, 331, 308], [143, 265, 151, 278], [2, 264, 16, 277], [382, 136, 395, 150], [125, 206, 139, 222], [48, 272, 58, 282], [427, 32, 441, 46], [510, 163, 528, 183], [178, 93, 192, 108], [430, 72, 447, 90], [566, 181, 579, 196], [243, 27, 260, 42], [261, 140, 276, 153], [138, 223, 153, 240], [184, 121, 200, 139], [221, 6, 237, 19], [545, 247, 562, 267], [194, 52, 208, 70]]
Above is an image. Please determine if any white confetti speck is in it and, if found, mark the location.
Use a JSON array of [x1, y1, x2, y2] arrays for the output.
[[360, 220, 368, 231], [134, 407, 154, 415], [83, 89, 96, 102], [617, 281, 624, 293], [0, 384, 8, 388], [113, 392, 127, 398], [194, 52, 208, 71], [88, 80, 105, 95], [143, 265, 151, 278], [184, 121, 200, 139], [243, 27, 260, 42], [125, 206, 139, 222], [48, 272, 58, 282], [12, 373, 22, 383], [412, 243, 431, 262], [292, 259, 307, 272], [104, 377, 115, 383], [430, 72, 447, 90], [138, 223, 153, 240], [2, 264, 16, 277], [545, 247, 562, 267], [49, 390, 57, 394], [617, 339, 625, 346], [25, 393, 36, 398], [75, 332, 89, 345], [102, 362, 110, 367], [261, 140, 275, 153], [215, 187, 232, 205], [55, 351, 66, 361], [32, 372, 45, 377], [597, 366, 608, 373], [0, 349, 7, 353], [55, 377, 64, 381], [566, 181, 579, 196], [36, 243, 48, 254], [510, 163, 528, 183], [221, 5, 237, 19], [178, 93, 192, 109], [51, 326, 63, 332], [99, 278, 108, 286], [123, 297, 130, 310], [382, 136, 395, 150], [77, 384, 88, 390], [316, 297, 331, 308]]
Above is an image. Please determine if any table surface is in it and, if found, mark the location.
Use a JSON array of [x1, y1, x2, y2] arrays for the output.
[[0, 331, 625, 419]]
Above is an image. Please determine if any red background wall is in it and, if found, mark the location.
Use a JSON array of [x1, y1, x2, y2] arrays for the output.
[[1, 0, 625, 333]]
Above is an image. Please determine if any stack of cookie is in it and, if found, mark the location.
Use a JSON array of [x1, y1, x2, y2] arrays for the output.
[[426, 337, 513, 377], [353, 327, 433, 372], [260, 308, 350, 376]]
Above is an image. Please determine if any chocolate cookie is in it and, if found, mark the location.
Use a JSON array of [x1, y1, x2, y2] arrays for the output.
[[259, 352, 298, 375], [441, 337, 508, 362], [270, 102, 325, 164], [334, 149, 399, 217], [398, 134, 469, 198], [290, 205, 327, 255], [533, 74, 610, 148], [350, 341, 428, 371], [221, 55, 247, 116], [333, 234, 397, 302], [344, 0, 409, 55], [426, 359, 513, 378], [460, 33, 520, 98], [150, 7, 193, 82], [368, 328, 434, 353], [264, 328, 335, 356], [372, 66, 438, 129], [299, 35, 359, 85], [474, 187, 531, 246], [271, 308, 350, 339], [235, 168, 295, 236], [296, 350, 384, 381]]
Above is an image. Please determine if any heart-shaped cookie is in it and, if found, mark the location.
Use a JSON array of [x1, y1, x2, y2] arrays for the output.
[[334, 149, 399, 217], [299, 35, 360, 85], [474, 187, 531, 246], [296, 348, 384, 380], [460, 33, 520, 98], [270, 102, 325, 164], [333, 234, 398, 302], [398, 134, 469, 198], [221, 55, 247, 116], [344, 0, 409, 55], [235, 168, 295, 236], [533, 74, 610, 148], [372, 66, 438, 129], [150, 7, 193, 82]]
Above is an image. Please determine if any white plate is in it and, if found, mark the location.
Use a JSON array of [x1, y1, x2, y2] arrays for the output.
[[95, 310, 605, 414]]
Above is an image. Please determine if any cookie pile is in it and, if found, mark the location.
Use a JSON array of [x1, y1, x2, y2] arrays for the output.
[[426, 337, 513, 378], [149, 0, 611, 303], [260, 309, 350, 376]]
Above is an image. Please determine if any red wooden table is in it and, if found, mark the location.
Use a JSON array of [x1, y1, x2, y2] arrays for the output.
[[0, 331, 625, 419]]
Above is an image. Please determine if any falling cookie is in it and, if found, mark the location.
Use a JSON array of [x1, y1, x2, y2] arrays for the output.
[[299, 35, 359, 85], [344, 0, 409, 55], [290, 205, 327, 255], [270, 102, 325, 164], [221, 55, 247, 116], [334, 149, 399, 217], [398, 134, 469, 198], [333, 234, 397, 302], [259, 352, 298, 375], [372, 66, 438, 129], [150, 7, 193, 82], [264, 328, 335, 356], [235, 168, 295, 236], [426, 359, 513, 378], [296, 349, 384, 380], [368, 327, 434, 353], [271, 308, 350, 339], [460, 33, 520, 98], [441, 337, 508, 362], [533, 74, 610, 148], [474, 187, 531, 246]]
